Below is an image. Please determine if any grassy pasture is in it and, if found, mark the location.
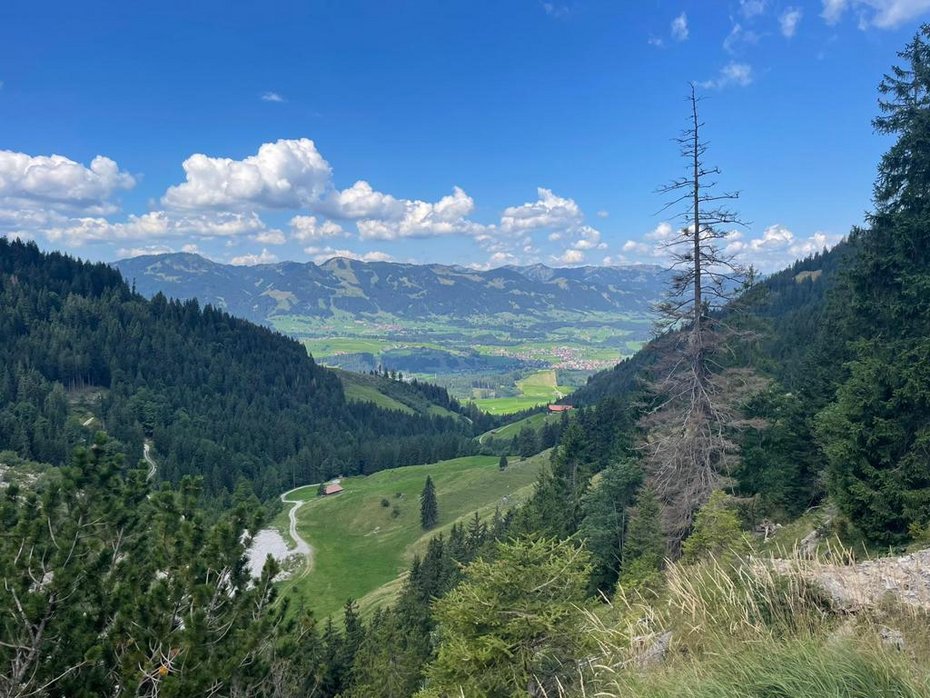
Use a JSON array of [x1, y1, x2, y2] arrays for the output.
[[479, 411, 563, 443], [474, 369, 575, 414], [303, 337, 394, 357], [339, 374, 416, 414], [276, 452, 547, 617]]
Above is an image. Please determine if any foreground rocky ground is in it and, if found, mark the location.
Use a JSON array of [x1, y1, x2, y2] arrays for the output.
[[770, 548, 930, 612]]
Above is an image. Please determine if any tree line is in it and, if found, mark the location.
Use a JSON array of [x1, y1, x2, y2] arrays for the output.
[[0, 239, 487, 503]]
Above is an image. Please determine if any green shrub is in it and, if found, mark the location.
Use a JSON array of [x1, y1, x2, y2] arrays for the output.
[[682, 490, 750, 564]]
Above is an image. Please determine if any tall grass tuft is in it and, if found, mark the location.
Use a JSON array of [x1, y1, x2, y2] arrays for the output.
[[662, 552, 833, 648], [597, 638, 930, 698], [573, 547, 930, 697]]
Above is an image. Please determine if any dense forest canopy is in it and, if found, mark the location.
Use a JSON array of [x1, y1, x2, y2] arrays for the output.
[[0, 238, 481, 501]]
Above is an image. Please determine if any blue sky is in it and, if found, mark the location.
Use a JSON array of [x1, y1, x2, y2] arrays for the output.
[[0, 0, 927, 270]]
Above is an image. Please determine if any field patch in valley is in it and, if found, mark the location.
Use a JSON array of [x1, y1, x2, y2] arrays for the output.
[[474, 369, 575, 414], [275, 452, 546, 617]]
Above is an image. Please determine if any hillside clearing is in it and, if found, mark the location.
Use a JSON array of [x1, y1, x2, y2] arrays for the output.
[[275, 452, 547, 617], [474, 369, 575, 415], [336, 369, 462, 418], [479, 410, 564, 443], [339, 374, 415, 414]]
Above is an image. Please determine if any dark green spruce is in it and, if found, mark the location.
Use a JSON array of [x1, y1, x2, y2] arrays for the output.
[[420, 475, 438, 530]]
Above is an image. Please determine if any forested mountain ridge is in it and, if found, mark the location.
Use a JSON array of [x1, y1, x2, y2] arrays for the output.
[[568, 240, 852, 407], [115, 253, 666, 324], [558, 238, 860, 523], [0, 239, 480, 501]]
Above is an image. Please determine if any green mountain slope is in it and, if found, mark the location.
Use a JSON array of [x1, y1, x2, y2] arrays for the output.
[[568, 241, 852, 407], [337, 370, 463, 419], [0, 240, 479, 501], [115, 253, 666, 324], [275, 452, 547, 617]]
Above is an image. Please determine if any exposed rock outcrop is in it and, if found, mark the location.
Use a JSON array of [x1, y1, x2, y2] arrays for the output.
[[771, 548, 930, 613]]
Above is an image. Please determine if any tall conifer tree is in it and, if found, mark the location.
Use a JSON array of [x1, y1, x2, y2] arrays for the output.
[[420, 475, 438, 530], [817, 25, 930, 544]]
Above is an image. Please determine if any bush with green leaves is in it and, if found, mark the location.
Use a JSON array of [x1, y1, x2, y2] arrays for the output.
[[0, 435, 298, 696], [419, 536, 592, 697], [682, 490, 750, 564]]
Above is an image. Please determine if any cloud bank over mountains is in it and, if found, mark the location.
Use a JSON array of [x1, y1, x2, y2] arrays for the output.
[[0, 138, 839, 271], [0, 139, 614, 269]]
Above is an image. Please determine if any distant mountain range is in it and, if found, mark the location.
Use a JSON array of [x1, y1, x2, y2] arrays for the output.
[[114, 253, 667, 325]]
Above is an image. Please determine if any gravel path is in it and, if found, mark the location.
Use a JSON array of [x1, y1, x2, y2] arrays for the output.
[[244, 485, 316, 579], [280, 485, 313, 566], [143, 441, 157, 481], [141, 441, 315, 580]]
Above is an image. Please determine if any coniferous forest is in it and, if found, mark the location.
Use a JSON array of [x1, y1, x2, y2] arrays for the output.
[[4, 21, 930, 698], [0, 239, 481, 503]]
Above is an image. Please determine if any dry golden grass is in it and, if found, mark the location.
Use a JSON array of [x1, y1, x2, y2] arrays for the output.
[[567, 546, 930, 698]]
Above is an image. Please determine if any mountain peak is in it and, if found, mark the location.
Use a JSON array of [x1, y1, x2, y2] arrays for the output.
[[114, 252, 667, 324]]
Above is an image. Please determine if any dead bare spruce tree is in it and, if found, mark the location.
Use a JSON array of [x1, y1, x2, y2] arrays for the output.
[[643, 84, 760, 552]]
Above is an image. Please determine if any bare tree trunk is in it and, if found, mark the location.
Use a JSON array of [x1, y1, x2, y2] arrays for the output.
[[644, 84, 756, 553], [692, 86, 703, 367]]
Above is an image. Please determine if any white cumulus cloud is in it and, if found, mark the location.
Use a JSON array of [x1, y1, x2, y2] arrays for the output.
[[822, 0, 848, 22], [323, 180, 406, 220], [0, 139, 637, 268], [780, 7, 803, 36], [554, 248, 585, 265], [542, 2, 570, 18], [0, 150, 135, 214], [822, 0, 930, 28], [290, 215, 347, 241], [162, 138, 332, 211], [479, 188, 607, 266], [740, 0, 767, 19], [500, 187, 583, 234], [751, 223, 794, 249], [620, 222, 842, 271], [645, 221, 675, 241], [724, 24, 761, 54], [253, 229, 286, 245], [699, 62, 754, 89], [569, 225, 606, 250], [116, 244, 174, 259], [230, 248, 279, 266], [303, 245, 394, 263], [43, 211, 269, 245], [356, 186, 481, 240]]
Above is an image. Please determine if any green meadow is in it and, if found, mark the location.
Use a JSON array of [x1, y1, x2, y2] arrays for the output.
[[474, 369, 575, 414], [339, 374, 416, 414], [275, 452, 547, 617], [479, 410, 564, 443]]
